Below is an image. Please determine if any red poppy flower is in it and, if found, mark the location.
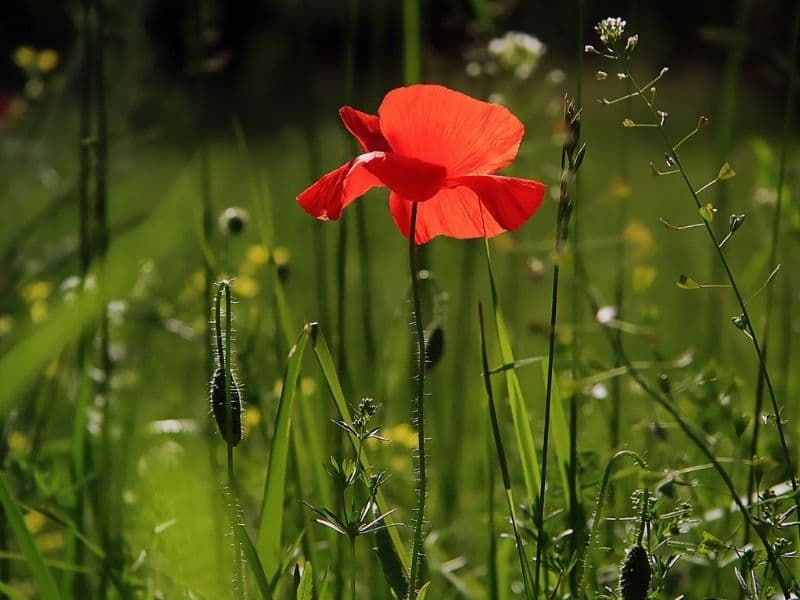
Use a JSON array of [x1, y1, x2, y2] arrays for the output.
[[297, 84, 547, 244]]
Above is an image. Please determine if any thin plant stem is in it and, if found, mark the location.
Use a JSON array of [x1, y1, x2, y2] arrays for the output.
[[407, 203, 428, 598], [479, 304, 533, 598], [625, 67, 800, 532], [746, 0, 800, 537], [350, 535, 356, 600], [402, 0, 421, 85], [533, 232, 561, 599]]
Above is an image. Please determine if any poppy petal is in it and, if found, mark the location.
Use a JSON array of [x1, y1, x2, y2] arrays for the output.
[[378, 84, 524, 178], [340, 107, 391, 152], [297, 152, 447, 221], [388, 175, 545, 244]]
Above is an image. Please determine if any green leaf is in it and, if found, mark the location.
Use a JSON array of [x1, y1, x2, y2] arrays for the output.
[[698, 531, 728, 555], [0, 473, 60, 599], [296, 562, 314, 600], [485, 241, 541, 506], [718, 162, 736, 180], [257, 325, 311, 580], [677, 275, 701, 289]]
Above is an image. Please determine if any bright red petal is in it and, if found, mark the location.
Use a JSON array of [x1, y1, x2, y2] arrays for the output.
[[297, 152, 447, 220], [388, 175, 545, 244], [340, 107, 391, 152], [378, 84, 524, 178]]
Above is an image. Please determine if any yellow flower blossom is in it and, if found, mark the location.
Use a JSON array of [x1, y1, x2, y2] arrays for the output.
[[20, 280, 52, 303], [246, 244, 270, 266], [13, 46, 36, 70], [24, 510, 46, 534], [235, 275, 259, 298], [36, 49, 59, 73]]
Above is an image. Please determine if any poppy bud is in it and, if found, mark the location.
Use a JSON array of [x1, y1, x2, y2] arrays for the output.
[[210, 367, 243, 446], [619, 545, 651, 600], [424, 325, 445, 370], [218, 207, 249, 236]]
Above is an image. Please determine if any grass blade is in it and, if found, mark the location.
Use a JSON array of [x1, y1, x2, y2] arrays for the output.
[[484, 240, 541, 505], [0, 473, 60, 599], [256, 325, 312, 579], [296, 562, 314, 600]]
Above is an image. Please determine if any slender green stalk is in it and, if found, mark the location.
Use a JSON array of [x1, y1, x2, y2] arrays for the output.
[[746, 0, 800, 531], [479, 304, 533, 598], [407, 203, 428, 598], [216, 283, 245, 600], [625, 67, 800, 532], [534, 97, 582, 599], [567, 0, 587, 581]]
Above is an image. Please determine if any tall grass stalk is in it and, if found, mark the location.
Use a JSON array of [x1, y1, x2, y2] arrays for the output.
[[68, 0, 94, 593], [215, 282, 245, 600], [567, 0, 587, 580], [534, 96, 583, 599], [707, 0, 749, 356], [478, 304, 533, 598], [402, 0, 421, 85], [621, 65, 800, 533], [407, 204, 428, 598], [746, 0, 800, 531]]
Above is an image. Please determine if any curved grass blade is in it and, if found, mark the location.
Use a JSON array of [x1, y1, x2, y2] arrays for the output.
[[257, 325, 312, 579], [240, 525, 272, 599], [0, 473, 60, 599], [484, 240, 540, 505]]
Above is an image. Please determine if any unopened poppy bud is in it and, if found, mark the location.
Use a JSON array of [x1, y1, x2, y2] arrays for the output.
[[424, 325, 445, 370], [219, 207, 249, 235], [619, 545, 651, 600], [210, 367, 243, 446]]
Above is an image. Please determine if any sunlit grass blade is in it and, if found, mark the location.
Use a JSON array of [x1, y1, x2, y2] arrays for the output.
[[257, 325, 312, 579], [484, 240, 541, 505], [309, 327, 409, 575], [0, 473, 61, 599]]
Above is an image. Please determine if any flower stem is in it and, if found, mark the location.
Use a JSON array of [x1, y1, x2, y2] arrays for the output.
[[216, 282, 245, 600], [407, 203, 427, 598]]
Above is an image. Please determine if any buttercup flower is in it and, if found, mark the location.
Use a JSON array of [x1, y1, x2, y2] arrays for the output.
[[297, 84, 546, 244]]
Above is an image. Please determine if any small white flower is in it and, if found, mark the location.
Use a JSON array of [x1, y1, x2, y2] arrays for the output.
[[596, 305, 617, 325], [465, 61, 482, 77]]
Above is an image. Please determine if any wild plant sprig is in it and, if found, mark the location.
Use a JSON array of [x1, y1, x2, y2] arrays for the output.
[[533, 95, 586, 599], [590, 17, 800, 542], [577, 259, 793, 597], [407, 203, 428, 598]]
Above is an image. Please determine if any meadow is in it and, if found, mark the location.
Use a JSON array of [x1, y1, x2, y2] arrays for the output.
[[1, 1, 799, 598]]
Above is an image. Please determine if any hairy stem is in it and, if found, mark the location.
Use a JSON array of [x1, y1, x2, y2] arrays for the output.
[[407, 204, 428, 597]]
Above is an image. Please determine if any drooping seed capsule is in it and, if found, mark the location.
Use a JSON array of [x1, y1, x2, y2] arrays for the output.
[[619, 545, 651, 600], [210, 367, 243, 446]]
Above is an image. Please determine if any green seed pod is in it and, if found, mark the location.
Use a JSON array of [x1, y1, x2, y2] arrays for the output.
[[619, 545, 651, 600], [210, 367, 243, 446]]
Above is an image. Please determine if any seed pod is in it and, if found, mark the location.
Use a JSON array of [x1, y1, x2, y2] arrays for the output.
[[424, 325, 445, 370], [619, 545, 651, 600], [210, 367, 243, 446]]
